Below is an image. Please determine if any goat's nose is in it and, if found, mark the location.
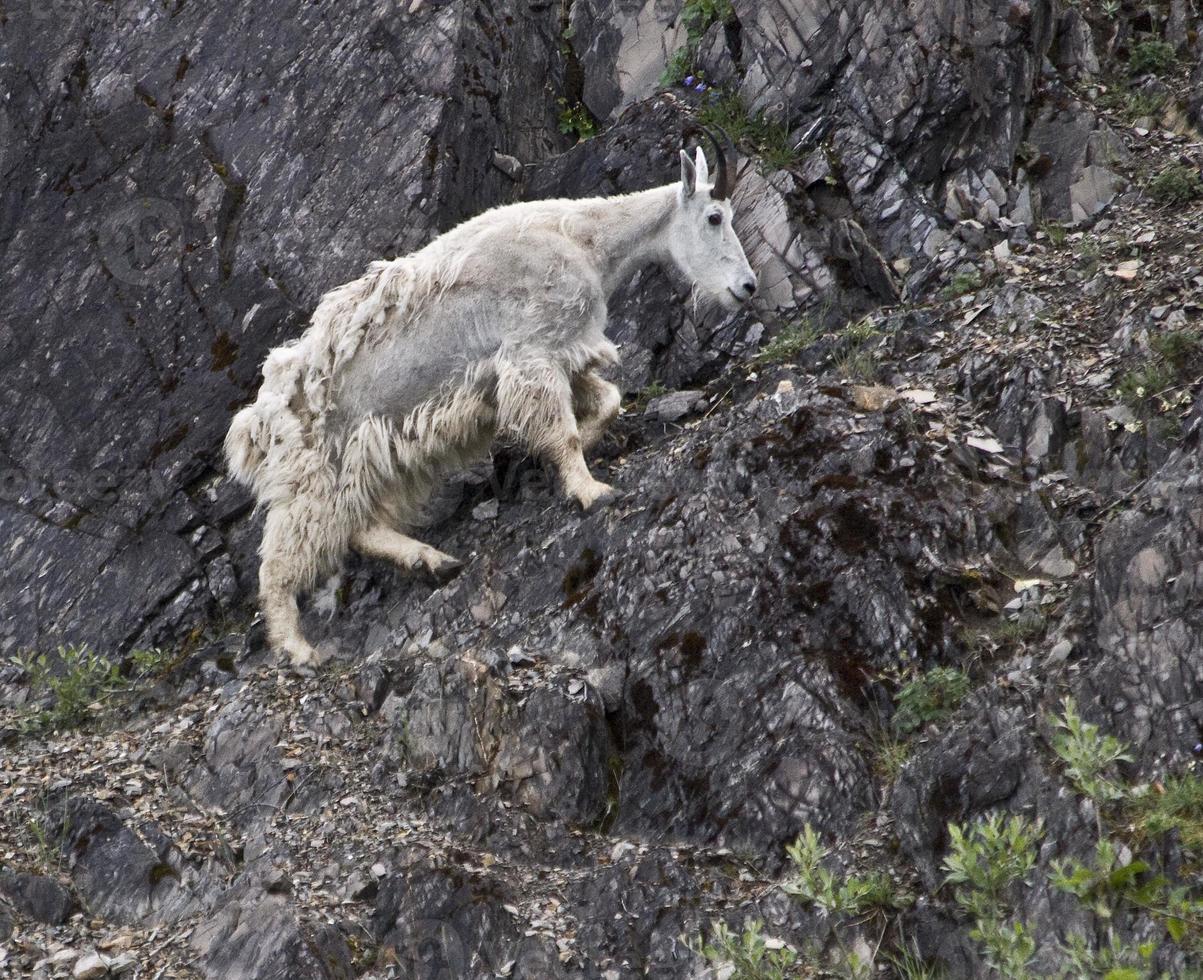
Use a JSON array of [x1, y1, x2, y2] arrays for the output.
[[742, 280, 757, 297]]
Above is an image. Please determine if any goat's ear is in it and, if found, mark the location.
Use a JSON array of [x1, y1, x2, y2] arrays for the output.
[[679, 149, 697, 198], [693, 146, 710, 187]]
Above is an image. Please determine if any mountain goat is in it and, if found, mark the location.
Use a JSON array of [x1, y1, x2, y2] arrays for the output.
[[225, 127, 757, 671]]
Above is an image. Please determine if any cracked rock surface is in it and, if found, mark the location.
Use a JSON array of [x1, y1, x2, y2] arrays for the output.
[[3, 0, 1203, 977]]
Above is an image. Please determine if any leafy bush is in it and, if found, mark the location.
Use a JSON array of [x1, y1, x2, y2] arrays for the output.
[[662, 47, 693, 85], [893, 667, 972, 735], [12, 644, 173, 733], [940, 268, 983, 300], [557, 99, 596, 142], [634, 379, 668, 411], [784, 824, 908, 917], [698, 920, 796, 980], [1118, 358, 1177, 411], [1126, 773, 1203, 856], [943, 814, 1042, 978], [1151, 329, 1201, 371], [751, 320, 820, 367], [696, 93, 800, 171], [1050, 697, 1132, 802], [1129, 39, 1176, 77], [660, 0, 733, 88], [1147, 164, 1203, 205]]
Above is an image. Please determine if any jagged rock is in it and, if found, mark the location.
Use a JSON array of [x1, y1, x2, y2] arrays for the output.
[[644, 389, 704, 421], [0, 872, 73, 925], [331, 381, 1004, 866], [1027, 102, 1130, 224], [1052, 6, 1101, 76], [734, 0, 1057, 251], [6, 0, 1203, 976], [894, 706, 1033, 888], [571, 0, 685, 122], [1079, 429, 1203, 765], [190, 885, 354, 980], [54, 798, 198, 926], [72, 951, 108, 979], [400, 659, 613, 823], [191, 690, 288, 820]]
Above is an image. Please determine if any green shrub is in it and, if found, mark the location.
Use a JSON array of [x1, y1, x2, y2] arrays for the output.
[[1147, 164, 1203, 205], [1050, 697, 1132, 803], [940, 268, 983, 300], [1118, 359, 1176, 411], [682, 0, 732, 33], [634, 379, 668, 410], [557, 99, 596, 142], [660, 0, 733, 88], [1127, 774, 1203, 857], [943, 814, 1042, 978], [751, 320, 820, 367], [843, 316, 881, 345], [1151, 329, 1201, 371], [661, 47, 693, 85], [12, 644, 173, 733], [893, 667, 972, 735], [1126, 89, 1168, 120], [698, 920, 796, 980], [784, 824, 909, 917], [885, 943, 946, 980], [696, 93, 800, 171], [1129, 40, 1176, 77]]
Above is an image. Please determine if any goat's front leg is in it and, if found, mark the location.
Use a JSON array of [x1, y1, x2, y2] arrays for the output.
[[497, 360, 616, 510], [572, 369, 621, 451], [352, 524, 462, 580]]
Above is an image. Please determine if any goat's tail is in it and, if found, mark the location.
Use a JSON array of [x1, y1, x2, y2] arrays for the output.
[[223, 340, 316, 504]]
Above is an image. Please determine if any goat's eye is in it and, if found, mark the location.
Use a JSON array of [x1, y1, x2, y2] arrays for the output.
[[707, 213, 721, 226]]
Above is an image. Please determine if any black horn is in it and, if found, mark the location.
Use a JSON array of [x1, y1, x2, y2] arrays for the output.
[[685, 123, 736, 200]]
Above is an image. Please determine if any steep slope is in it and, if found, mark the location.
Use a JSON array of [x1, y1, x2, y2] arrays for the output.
[[2, 1, 1203, 978]]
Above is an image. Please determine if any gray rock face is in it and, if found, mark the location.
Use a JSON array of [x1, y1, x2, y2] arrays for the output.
[[190, 885, 354, 980], [572, 0, 686, 122], [1081, 430, 1203, 766], [1027, 100, 1129, 223], [0, 872, 73, 925], [326, 381, 999, 868], [733, 0, 1056, 249], [5, 0, 1203, 977], [55, 797, 197, 926]]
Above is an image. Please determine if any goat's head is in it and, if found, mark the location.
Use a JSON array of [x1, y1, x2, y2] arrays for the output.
[[667, 127, 757, 312]]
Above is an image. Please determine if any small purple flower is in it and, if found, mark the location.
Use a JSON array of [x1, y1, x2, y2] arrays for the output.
[[695, 81, 707, 92], [684, 75, 695, 87], [1194, 742, 1203, 754]]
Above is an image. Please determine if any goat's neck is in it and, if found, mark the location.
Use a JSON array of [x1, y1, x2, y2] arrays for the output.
[[576, 185, 677, 296]]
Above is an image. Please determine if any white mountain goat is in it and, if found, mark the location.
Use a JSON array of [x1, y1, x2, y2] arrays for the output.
[[225, 127, 757, 670]]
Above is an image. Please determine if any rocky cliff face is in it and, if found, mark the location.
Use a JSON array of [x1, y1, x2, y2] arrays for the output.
[[3, 0, 1203, 977]]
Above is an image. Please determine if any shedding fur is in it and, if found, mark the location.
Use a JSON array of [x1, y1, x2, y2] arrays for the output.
[[227, 142, 757, 670]]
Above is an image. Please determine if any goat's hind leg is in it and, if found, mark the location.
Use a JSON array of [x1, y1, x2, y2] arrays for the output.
[[497, 359, 616, 511], [572, 370, 621, 451], [258, 506, 330, 674], [352, 524, 462, 581]]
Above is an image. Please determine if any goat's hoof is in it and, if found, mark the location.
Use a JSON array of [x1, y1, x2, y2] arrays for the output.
[[575, 481, 618, 512], [425, 550, 464, 583], [284, 640, 325, 676]]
